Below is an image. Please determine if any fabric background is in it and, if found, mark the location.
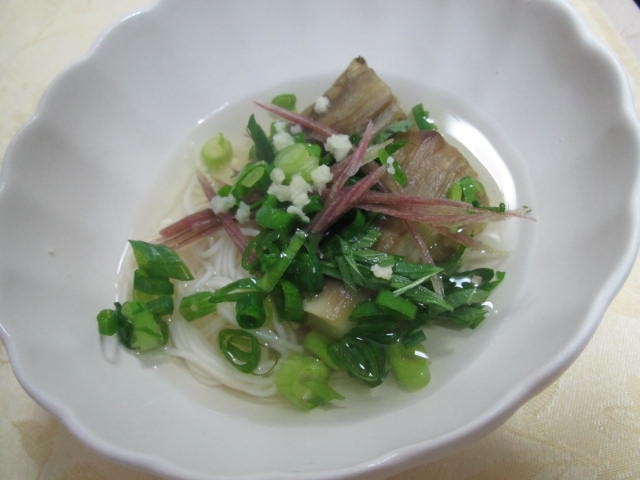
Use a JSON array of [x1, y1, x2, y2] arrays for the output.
[[1, 1, 638, 479]]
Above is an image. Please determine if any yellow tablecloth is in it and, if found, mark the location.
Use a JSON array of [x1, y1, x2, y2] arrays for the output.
[[1, 1, 638, 479]]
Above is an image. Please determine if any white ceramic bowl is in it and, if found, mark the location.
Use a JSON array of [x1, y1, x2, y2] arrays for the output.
[[1, 1, 639, 479]]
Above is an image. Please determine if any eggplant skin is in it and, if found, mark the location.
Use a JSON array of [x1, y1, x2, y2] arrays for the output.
[[375, 131, 488, 263], [302, 56, 406, 136], [384, 130, 487, 201]]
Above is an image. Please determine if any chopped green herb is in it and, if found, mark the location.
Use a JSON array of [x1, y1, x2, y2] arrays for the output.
[[411, 103, 437, 131], [374, 119, 413, 143], [375, 289, 418, 320]]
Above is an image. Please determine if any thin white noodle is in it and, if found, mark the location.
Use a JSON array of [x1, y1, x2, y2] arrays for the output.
[[198, 237, 222, 258], [271, 313, 288, 339], [182, 177, 198, 214], [168, 317, 277, 397], [169, 350, 222, 387], [162, 226, 303, 399], [253, 329, 303, 355], [216, 302, 238, 325]]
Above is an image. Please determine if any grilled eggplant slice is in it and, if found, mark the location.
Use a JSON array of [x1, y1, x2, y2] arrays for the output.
[[302, 56, 405, 136], [303, 57, 488, 263], [375, 130, 488, 263]]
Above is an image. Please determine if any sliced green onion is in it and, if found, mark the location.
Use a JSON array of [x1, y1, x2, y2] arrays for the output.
[[117, 301, 169, 352], [349, 320, 406, 345], [242, 229, 284, 272], [217, 184, 233, 197], [257, 229, 307, 292], [275, 355, 343, 410], [235, 292, 266, 329], [286, 252, 324, 295], [460, 177, 485, 204], [179, 291, 216, 321], [247, 114, 275, 163], [129, 240, 193, 281], [205, 278, 265, 305], [145, 294, 174, 316], [400, 329, 427, 348], [349, 299, 394, 320], [303, 194, 323, 216], [273, 280, 304, 322], [255, 195, 298, 230], [328, 335, 387, 387], [304, 143, 323, 158], [132, 289, 156, 303], [271, 93, 297, 111], [447, 176, 485, 204], [201, 132, 233, 171], [213, 277, 262, 297], [133, 269, 174, 295], [389, 342, 431, 391], [447, 181, 463, 201], [447, 177, 506, 211], [218, 328, 261, 373], [274, 143, 319, 182], [232, 161, 272, 199], [97, 309, 118, 336], [303, 331, 339, 369]]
